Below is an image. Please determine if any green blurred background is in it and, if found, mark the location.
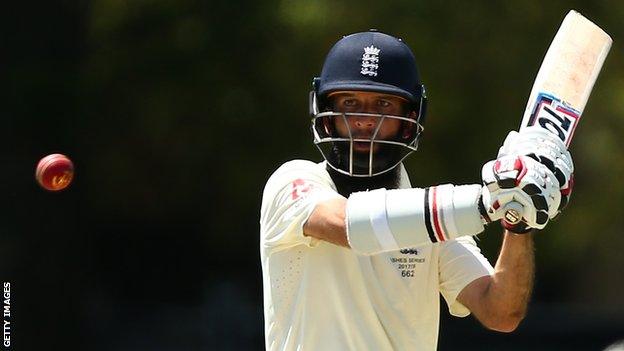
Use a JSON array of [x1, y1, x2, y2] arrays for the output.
[[3, 0, 624, 350]]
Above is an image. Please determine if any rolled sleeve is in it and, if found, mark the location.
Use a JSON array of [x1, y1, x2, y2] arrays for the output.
[[438, 236, 494, 317]]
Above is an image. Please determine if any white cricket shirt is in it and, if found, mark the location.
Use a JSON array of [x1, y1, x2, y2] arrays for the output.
[[260, 160, 494, 351]]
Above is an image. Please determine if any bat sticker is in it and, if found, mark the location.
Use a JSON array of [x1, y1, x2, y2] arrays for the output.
[[525, 92, 581, 147]]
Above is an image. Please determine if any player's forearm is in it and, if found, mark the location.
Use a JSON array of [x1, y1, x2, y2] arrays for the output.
[[303, 196, 350, 248], [484, 230, 535, 331]]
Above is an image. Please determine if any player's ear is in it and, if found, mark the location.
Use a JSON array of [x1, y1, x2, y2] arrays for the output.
[[401, 124, 413, 139], [402, 111, 419, 139], [322, 116, 333, 135]]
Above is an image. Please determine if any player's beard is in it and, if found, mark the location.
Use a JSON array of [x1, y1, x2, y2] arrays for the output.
[[327, 149, 402, 197], [329, 141, 405, 175]]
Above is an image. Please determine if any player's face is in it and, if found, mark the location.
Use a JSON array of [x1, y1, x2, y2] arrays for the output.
[[327, 91, 410, 152]]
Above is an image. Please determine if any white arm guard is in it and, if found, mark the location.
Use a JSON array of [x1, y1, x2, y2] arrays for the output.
[[346, 184, 487, 255]]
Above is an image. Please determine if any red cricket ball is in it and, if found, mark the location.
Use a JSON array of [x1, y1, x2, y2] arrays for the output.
[[35, 153, 75, 191]]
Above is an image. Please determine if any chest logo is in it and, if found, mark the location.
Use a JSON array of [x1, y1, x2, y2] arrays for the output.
[[400, 248, 418, 255], [390, 248, 425, 278], [291, 179, 313, 200]]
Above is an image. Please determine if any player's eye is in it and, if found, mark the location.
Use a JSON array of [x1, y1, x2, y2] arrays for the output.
[[377, 99, 392, 108], [343, 99, 358, 107]]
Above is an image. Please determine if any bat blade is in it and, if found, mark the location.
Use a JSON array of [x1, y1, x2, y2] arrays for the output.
[[504, 10, 612, 226], [520, 10, 612, 147]]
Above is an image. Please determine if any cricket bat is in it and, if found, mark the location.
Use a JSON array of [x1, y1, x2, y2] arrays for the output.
[[503, 10, 612, 225]]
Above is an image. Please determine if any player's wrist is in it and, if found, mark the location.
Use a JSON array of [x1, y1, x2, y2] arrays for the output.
[[502, 221, 533, 234], [504, 227, 536, 237], [478, 190, 492, 225]]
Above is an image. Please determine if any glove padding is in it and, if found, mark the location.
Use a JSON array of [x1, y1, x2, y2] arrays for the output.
[[482, 154, 561, 233], [498, 127, 574, 215]]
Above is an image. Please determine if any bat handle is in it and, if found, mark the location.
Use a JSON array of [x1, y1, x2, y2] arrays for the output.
[[503, 201, 524, 225]]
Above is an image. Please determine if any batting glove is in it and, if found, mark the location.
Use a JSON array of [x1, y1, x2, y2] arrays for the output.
[[481, 154, 561, 233], [498, 127, 574, 216]]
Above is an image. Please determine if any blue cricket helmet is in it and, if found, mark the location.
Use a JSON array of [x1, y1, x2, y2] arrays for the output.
[[315, 30, 426, 107], [310, 30, 428, 177]]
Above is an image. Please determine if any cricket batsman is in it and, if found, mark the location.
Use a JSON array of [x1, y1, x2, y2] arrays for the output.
[[260, 30, 573, 350]]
